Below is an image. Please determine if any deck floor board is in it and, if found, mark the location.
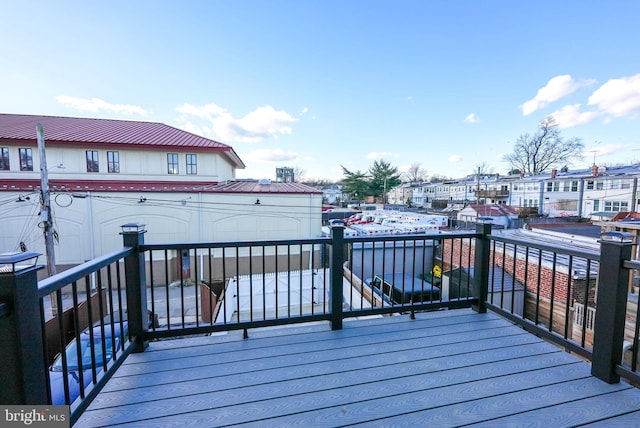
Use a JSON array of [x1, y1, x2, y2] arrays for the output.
[[76, 309, 640, 428]]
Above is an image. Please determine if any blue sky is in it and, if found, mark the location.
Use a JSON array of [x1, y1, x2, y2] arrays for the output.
[[2, 1, 640, 181]]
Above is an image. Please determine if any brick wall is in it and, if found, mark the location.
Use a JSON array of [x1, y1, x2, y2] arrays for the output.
[[441, 237, 597, 306]]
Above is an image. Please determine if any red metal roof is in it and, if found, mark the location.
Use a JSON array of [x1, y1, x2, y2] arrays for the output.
[[203, 180, 323, 194], [0, 179, 322, 194], [0, 113, 245, 168]]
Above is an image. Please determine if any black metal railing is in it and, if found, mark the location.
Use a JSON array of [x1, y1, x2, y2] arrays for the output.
[[141, 238, 335, 339], [0, 223, 638, 426], [486, 233, 600, 360], [618, 258, 640, 385], [137, 229, 491, 339], [38, 249, 136, 422]]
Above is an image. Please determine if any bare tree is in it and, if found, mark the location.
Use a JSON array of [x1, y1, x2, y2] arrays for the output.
[[402, 163, 427, 182], [474, 162, 494, 175], [503, 118, 584, 175], [292, 165, 306, 182], [430, 173, 449, 182]]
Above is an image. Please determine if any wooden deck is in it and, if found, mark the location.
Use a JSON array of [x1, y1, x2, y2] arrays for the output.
[[76, 309, 640, 427]]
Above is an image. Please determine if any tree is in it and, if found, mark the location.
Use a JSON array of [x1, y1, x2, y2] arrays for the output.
[[474, 162, 494, 175], [430, 173, 449, 182], [402, 163, 427, 183], [340, 166, 370, 203], [503, 118, 584, 175], [368, 160, 401, 203], [302, 178, 334, 187], [292, 165, 306, 183]]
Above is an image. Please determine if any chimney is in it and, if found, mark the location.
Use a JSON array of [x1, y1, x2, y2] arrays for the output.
[[551, 169, 557, 179], [591, 164, 598, 177], [495, 173, 499, 179], [519, 172, 524, 179]]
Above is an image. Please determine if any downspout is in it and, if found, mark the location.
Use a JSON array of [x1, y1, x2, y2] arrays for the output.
[[87, 191, 97, 290], [508, 182, 513, 206], [538, 180, 544, 216], [632, 177, 638, 213], [87, 191, 95, 262], [578, 178, 585, 218], [198, 192, 204, 281]]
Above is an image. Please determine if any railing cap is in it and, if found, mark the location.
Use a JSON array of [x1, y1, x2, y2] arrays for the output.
[[0, 251, 41, 273], [600, 231, 636, 245], [121, 223, 147, 234]]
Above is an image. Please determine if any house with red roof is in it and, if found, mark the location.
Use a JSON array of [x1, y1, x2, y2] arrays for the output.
[[0, 114, 322, 271]]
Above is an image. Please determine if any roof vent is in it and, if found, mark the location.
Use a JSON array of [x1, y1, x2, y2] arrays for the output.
[[258, 178, 272, 185]]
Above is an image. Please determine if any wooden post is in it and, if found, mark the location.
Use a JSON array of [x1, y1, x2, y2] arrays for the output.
[[591, 232, 634, 383], [472, 222, 492, 313], [0, 258, 47, 404], [330, 226, 345, 330], [121, 224, 149, 352]]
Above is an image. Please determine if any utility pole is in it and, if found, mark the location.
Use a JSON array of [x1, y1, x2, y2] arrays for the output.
[[476, 167, 481, 204], [37, 123, 57, 277]]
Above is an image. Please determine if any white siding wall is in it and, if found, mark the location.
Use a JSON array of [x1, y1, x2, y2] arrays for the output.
[[0, 191, 323, 266], [0, 145, 236, 182]]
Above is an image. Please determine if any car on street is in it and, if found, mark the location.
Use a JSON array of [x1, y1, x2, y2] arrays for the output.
[[49, 320, 127, 405], [327, 219, 345, 227]]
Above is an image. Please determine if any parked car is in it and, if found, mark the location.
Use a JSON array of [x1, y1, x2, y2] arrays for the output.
[[328, 219, 345, 227], [49, 320, 127, 405], [366, 273, 440, 304]]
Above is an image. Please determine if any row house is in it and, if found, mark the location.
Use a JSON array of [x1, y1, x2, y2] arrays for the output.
[[509, 165, 640, 219], [321, 184, 348, 205], [401, 165, 640, 221], [387, 182, 416, 205], [408, 174, 512, 210], [0, 114, 322, 271]]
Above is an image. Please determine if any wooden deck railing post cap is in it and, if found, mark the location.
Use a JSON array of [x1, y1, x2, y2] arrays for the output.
[[599, 231, 635, 246], [120, 223, 147, 236], [0, 251, 42, 274]]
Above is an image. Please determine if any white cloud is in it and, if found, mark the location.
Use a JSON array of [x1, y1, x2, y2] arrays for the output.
[[549, 104, 599, 128], [176, 103, 298, 143], [177, 120, 214, 138], [240, 148, 299, 163], [56, 96, 151, 116], [582, 143, 631, 158], [588, 73, 640, 118], [366, 151, 400, 159], [464, 113, 479, 124], [520, 75, 595, 116], [300, 107, 309, 115], [448, 154, 462, 163]]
